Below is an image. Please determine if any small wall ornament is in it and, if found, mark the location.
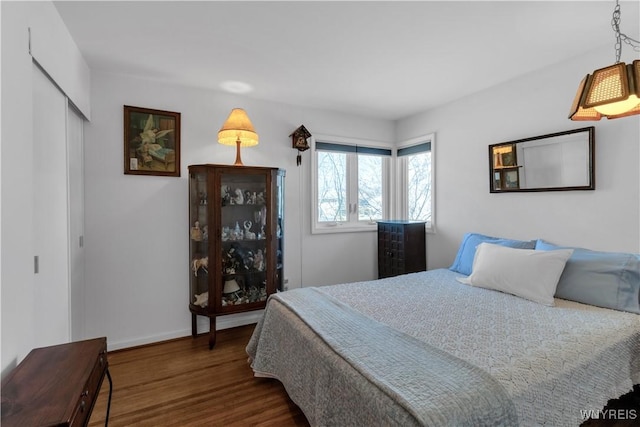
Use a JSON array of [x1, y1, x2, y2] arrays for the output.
[[290, 124, 312, 166]]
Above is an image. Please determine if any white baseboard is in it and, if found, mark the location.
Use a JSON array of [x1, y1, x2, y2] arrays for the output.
[[108, 310, 264, 351]]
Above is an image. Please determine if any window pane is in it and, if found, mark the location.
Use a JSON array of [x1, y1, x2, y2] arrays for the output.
[[317, 151, 347, 222], [407, 152, 432, 221], [358, 154, 383, 221]]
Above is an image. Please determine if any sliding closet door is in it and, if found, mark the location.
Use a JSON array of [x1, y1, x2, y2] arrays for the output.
[[68, 105, 85, 341], [32, 63, 70, 346]]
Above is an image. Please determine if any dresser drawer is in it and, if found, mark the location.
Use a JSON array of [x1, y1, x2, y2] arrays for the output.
[[70, 342, 108, 426]]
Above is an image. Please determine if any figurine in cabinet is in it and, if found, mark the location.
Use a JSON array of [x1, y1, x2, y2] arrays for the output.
[[248, 285, 260, 302], [253, 249, 264, 271], [221, 186, 231, 206], [227, 243, 254, 271], [194, 292, 208, 307], [192, 256, 208, 276], [244, 220, 256, 240], [249, 192, 257, 204], [191, 221, 203, 241], [231, 188, 244, 205]]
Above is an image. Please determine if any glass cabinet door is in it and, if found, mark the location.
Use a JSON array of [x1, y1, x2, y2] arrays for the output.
[[275, 170, 285, 291], [189, 171, 210, 310], [219, 171, 269, 309]]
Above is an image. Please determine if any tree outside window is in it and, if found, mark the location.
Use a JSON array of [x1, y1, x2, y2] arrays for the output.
[[313, 134, 434, 233]]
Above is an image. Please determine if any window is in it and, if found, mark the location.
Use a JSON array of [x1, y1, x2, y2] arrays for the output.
[[313, 137, 391, 233], [312, 133, 435, 234], [317, 150, 347, 222], [397, 134, 435, 231], [358, 154, 384, 221]]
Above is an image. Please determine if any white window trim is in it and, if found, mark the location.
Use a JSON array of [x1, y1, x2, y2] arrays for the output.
[[311, 134, 392, 234], [396, 133, 436, 233]]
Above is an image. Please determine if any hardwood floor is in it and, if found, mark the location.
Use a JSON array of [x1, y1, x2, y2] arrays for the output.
[[88, 324, 309, 427], [89, 324, 640, 427]]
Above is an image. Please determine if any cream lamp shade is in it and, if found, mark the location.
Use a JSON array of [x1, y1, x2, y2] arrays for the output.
[[223, 278, 240, 294], [218, 108, 259, 166]]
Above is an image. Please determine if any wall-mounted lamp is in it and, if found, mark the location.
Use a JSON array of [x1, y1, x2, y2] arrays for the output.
[[569, 1, 640, 120], [218, 108, 259, 166], [290, 124, 312, 166]]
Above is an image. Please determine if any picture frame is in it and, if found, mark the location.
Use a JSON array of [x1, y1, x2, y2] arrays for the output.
[[501, 150, 515, 167], [504, 170, 519, 189], [124, 105, 181, 177], [493, 171, 502, 190]]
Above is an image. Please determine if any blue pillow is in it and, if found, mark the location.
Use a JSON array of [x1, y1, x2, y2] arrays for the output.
[[449, 233, 536, 276], [535, 239, 640, 314]]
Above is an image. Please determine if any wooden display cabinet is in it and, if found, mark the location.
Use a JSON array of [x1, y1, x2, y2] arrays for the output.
[[189, 164, 285, 349]]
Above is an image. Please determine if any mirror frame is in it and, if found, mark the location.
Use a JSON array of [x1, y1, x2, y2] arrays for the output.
[[489, 126, 595, 193]]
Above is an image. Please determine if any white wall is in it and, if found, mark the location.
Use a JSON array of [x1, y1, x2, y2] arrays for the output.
[[29, 2, 91, 119], [397, 45, 640, 270], [83, 70, 394, 349], [1, 1, 90, 374], [1, 1, 35, 375]]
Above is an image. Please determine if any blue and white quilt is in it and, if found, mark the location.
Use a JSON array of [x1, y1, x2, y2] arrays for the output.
[[247, 269, 640, 426]]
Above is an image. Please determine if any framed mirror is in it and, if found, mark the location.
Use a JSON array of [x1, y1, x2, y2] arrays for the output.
[[489, 126, 595, 193]]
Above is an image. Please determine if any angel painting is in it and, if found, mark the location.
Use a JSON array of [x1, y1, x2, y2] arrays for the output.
[[137, 114, 175, 169], [124, 106, 181, 176]]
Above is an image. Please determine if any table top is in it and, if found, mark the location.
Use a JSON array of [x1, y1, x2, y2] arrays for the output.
[[1, 337, 107, 427]]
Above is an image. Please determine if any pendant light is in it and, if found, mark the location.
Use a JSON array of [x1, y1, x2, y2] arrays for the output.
[[569, 1, 640, 121]]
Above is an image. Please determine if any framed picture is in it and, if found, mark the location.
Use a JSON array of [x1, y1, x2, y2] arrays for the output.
[[501, 150, 515, 167], [493, 171, 502, 190], [124, 105, 181, 177], [504, 170, 519, 189]]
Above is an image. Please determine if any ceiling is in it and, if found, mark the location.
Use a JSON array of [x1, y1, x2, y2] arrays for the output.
[[54, 1, 640, 121]]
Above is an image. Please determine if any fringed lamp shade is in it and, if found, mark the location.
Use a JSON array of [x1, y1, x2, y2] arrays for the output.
[[218, 108, 259, 166], [569, 60, 640, 120]]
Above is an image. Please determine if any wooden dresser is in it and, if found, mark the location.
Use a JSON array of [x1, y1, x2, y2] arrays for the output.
[[1, 337, 112, 427], [377, 220, 426, 278]]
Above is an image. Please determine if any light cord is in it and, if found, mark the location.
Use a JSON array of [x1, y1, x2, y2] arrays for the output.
[[612, 0, 640, 63]]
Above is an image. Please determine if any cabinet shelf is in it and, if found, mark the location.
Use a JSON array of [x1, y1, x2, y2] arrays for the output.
[[223, 270, 266, 277]]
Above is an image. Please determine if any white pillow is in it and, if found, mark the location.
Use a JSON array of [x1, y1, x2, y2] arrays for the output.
[[457, 242, 573, 306]]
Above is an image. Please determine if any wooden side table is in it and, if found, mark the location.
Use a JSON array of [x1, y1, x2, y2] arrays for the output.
[[1, 337, 113, 427]]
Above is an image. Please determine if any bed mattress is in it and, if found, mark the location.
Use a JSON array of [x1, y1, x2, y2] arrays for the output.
[[247, 268, 640, 426]]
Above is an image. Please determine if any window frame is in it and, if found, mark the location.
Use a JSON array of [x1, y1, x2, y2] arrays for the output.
[[311, 134, 392, 234], [396, 133, 436, 233]]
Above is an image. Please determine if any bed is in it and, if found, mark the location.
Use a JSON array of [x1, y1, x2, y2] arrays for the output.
[[246, 234, 640, 426]]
